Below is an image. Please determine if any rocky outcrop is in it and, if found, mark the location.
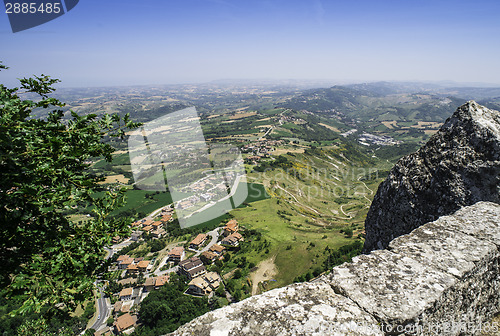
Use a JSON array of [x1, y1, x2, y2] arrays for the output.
[[363, 101, 500, 252], [170, 281, 383, 336], [169, 202, 500, 336]]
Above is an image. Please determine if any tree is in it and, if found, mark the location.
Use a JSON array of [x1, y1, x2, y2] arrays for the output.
[[344, 228, 353, 238], [148, 239, 166, 252], [233, 269, 242, 279], [0, 63, 140, 317], [135, 274, 210, 335], [16, 318, 73, 336], [233, 289, 242, 301], [215, 284, 225, 297]]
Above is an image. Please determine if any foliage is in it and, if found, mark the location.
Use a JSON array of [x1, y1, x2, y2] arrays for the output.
[[294, 240, 363, 283], [253, 155, 292, 172], [323, 240, 363, 270], [0, 65, 140, 317], [148, 239, 166, 253], [16, 318, 73, 336], [0, 291, 91, 335], [133, 274, 213, 335], [340, 228, 354, 238], [373, 143, 421, 162]]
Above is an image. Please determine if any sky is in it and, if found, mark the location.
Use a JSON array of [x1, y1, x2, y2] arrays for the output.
[[1, 0, 500, 88]]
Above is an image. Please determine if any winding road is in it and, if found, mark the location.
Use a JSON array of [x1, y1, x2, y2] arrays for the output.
[[90, 287, 109, 332], [89, 247, 115, 332]]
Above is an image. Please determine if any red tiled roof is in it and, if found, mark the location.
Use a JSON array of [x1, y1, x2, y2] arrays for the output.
[[190, 233, 207, 246], [169, 246, 184, 257], [155, 275, 169, 287], [137, 260, 150, 268], [117, 255, 130, 262], [114, 313, 136, 332], [119, 287, 133, 297], [209, 244, 225, 253], [230, 232, 243, 240], [225, 219, 238, 231]]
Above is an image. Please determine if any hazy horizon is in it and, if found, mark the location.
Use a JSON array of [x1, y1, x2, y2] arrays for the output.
[[2, 0, 500, 88], [36, 78, 500, 91]]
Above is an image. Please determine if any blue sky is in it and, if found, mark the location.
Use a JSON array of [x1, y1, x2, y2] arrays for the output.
[[1, 0, 500, 87]]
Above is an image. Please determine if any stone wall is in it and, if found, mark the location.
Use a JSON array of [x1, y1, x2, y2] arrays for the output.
[[168, 202, 500, 336]]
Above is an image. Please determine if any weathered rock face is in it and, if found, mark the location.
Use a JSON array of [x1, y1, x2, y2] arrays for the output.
[[329, 202, 500, 335], [363, 101, 500, 252], [170, 281, 384, 336], [168, 202, 500, 336]]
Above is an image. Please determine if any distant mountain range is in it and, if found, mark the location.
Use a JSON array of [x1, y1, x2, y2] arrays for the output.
[[279, 81, 500, 123]]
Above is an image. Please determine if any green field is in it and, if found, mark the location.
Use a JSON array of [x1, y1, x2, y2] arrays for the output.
[[111, 189, 173, 216], [215, 146, 390, 292], [230, 197, 359, 290]]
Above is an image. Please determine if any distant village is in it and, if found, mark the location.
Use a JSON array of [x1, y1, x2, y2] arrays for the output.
[[241, 139, 283, 165]]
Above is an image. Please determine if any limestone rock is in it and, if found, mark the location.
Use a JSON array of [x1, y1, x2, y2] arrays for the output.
[[326, 202, 500, 335], [168, 281, 383, 336], [364, 101, 500, 252], [326, 249, 457, 327]]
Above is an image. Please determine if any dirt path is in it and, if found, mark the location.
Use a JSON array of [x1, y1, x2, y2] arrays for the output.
[[357, 176, 374, 209], [340, 203, 354, 218], [250, 256, 278, 295], [274, 183, 321, 215]]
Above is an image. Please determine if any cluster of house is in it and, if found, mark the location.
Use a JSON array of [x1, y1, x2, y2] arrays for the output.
[[95, 273, 171, 335], [187, 220, 243, 254], [116, 255, 151, 275], [95, 219, 245, 335], [116, 274, 170, 303], [219, 219, 243, 247], [98, 254, 174, 335], [176, 171, 238, 209], [179, 219, 243, 296], [130, 210, 173, 241], [200, 244, 225, 264], [242, 139, 282, 164], [178, 256, 222, 296], [358, 132, 401, 146], [168, 246, 185, 263], [189, 233, 208, 250], [111, 207, 174, 245]]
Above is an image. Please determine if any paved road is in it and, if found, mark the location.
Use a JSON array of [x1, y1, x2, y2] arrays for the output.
[[197, 228, 220, 255], [89, 244, 119, 332], [104, 247, 114, 259], [90, 287, 110, 331], [112, 237, 134, 251], [155, 265, 179, 277]]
